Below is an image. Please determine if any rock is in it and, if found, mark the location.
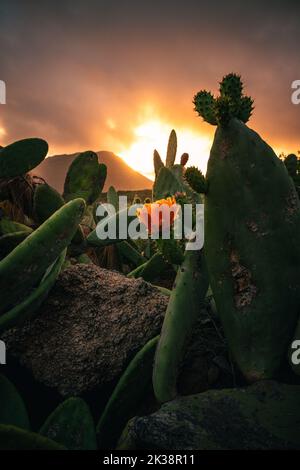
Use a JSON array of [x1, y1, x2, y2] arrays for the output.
[[118, 381, 300, 450], [3, 264, 167, 396]]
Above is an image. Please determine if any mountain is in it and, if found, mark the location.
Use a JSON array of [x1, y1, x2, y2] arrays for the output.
[[33, 151, 153, 193]]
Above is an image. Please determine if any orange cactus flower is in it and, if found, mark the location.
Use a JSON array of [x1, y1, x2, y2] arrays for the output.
[[136, 196, 180, 235]]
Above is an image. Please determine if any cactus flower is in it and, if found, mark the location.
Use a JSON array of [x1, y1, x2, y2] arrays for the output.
[[136, 196, 179, 235]]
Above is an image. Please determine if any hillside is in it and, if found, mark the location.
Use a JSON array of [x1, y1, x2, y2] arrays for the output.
[[33, 151, 153, 193]]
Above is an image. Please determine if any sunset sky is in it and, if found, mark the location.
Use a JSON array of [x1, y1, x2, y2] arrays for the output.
[[0, 0, 300, 179]]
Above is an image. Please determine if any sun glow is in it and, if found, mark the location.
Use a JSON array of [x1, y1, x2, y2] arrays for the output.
[[119, 120, 212, 180]]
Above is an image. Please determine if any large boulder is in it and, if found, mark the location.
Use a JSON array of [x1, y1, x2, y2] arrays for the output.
[[118, 381, 300, 450], [3, 264, 168, 396]]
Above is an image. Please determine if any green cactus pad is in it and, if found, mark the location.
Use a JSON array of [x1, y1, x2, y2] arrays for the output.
[[33, 183, 65, 224], [237, 96, 254, 123], [0, 375, 30, 430], [184, 166, 207, 194], [0, 138, 48, 178], [0, 218, 32, 236], [128, 252, 169, 282], [97, 336, 159, 449], [166, 130, 177, 168], [0, 424, 66, 450], [205, 119, 300, 382], [107, 185, 119, 210], [0, 199, 85, 315], [0, 231, 31, 260], [194, 74, 253, 126], [0, 249, 66, 333], [153, 248, 208, 403], [117, 241, 146, 267], [193, 90, 217, 125], [63, 151, 107, 204], [219, 73, 243, 102], [153, 149, 164, 177], [40, 397, 97, 450]]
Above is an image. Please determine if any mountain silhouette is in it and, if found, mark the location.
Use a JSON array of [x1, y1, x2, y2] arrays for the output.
[[34, 151, 153, 193]]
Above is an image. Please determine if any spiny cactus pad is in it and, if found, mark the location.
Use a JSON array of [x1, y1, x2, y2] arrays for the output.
[[194, 74, 253, 126], [0, 138, 48, 178]]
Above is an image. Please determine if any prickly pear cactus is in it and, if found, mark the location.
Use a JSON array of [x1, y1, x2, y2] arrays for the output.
[[0, 425, 66, 450], [166, 129, 177, 168], [203, 110, 300, 382], [40, 398, 97, 450], [0, 199, 85, 315], [153, 150, 164, 177], [193, 73, 254, 126], [0, 138, 48, 178], [0, 375, 30, 430], [97, 336, 159, 449], [153, 247, 208, 403], [33, 183, 64, 224], [63, 151, 107, 204]]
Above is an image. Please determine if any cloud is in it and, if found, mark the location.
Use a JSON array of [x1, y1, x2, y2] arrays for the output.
[[0, 0, 299, 159]]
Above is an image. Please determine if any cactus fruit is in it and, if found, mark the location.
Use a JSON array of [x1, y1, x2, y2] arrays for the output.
[[153, 149, 164, 177], [153, 247, 209, 403], [40, 398, 97, 450], [180, 153, 189, 166], [204, 118, 300, 382], [0, 249, 66, 332], [0, 424, 66, 450], [0, 199, 85, 315], [97, 336, 159, 449], [33, 183, 64, 224], [0, 375, 30, 430], [194, 74, 253, 126], [63, 151, 107, 204], [166, 129, 177, 168], [0, 138, 48, 178], [193, 90, 217, 125]]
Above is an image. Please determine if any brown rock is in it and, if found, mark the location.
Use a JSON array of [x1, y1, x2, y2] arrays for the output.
[[3, 264, 167, 396]]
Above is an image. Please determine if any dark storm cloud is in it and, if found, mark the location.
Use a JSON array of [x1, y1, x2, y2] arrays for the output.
[[0, 0, 300, 153]]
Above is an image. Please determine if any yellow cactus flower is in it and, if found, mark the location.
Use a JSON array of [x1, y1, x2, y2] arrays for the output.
[[136, 196, 179, 234]]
